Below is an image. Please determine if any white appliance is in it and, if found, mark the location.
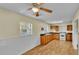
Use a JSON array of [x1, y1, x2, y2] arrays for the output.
[[60, 32, 66, 40]]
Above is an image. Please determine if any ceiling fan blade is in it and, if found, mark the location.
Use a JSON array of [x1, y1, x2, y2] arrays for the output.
[[28, 8, 32, 10], [40, 7, 52, 13]]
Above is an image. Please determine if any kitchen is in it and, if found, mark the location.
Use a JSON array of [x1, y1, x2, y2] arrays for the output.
[[40, 22, 72, 45]]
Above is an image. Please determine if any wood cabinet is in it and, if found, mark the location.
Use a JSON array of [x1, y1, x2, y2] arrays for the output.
[[66, 33, 72, 41], [52, 33, 60, 40], [40, 33, 59, 45], [50, 26, 59, 31], [40, 35, 53, 45], [67, 25, 72, 31], [40, 35, 46, 45]]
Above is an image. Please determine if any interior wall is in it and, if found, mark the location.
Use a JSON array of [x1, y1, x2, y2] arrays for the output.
[[0, 8, 49, 38], [72, 9, 79, 50], [0, 8, 49, 54]]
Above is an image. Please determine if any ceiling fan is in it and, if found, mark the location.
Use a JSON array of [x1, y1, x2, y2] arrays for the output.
[[28, 3, 53, 17]]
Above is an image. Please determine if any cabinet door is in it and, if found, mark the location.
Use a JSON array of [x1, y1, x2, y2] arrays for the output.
[[55, 34, 59, 40], [50, 35, 52, 41], [52, 33, 59, 40], [67, 25, 72, 31], [47, 35, 50, 42], [40, 36, 46, 45], [50, 26, 59, 31], [66, 33, 72, 41]]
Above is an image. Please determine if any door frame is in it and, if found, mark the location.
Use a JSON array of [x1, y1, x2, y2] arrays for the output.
[[72, 18, 78, 49]]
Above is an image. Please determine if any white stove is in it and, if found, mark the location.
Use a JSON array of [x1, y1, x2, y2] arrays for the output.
[[60, 32, 66, 40]]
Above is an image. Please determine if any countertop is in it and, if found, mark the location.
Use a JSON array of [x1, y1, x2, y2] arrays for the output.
[[40, 32, 60, 36], [40, 32, 72, 36]]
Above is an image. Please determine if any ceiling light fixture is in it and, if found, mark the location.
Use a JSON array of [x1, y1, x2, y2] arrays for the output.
[[32, 7, 40, 12]]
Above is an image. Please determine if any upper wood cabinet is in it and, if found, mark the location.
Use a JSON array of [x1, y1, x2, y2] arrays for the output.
[[50, 25, 59, 31], [67, 25, 72, 31]]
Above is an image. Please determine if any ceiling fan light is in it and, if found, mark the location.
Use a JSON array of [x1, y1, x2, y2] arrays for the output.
[[32, 7, 39, 12]]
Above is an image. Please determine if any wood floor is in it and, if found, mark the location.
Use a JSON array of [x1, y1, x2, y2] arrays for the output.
[[23, 40, 78, 55]]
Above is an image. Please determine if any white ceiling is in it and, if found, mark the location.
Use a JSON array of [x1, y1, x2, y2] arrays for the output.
[[0, 3, 79, 23]]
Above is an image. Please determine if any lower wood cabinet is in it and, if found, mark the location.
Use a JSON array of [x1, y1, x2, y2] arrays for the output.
[[40, 35, 46, 45], [66, 33, 72, 41], [40, 35, 53, 45], [52, 33, 60, 40], [40, 33, 60, 45], [40, 33, 72, 45]]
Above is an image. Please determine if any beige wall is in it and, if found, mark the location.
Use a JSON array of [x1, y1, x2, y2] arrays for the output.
[[0, 8, 50, 54], [0, 8, 48, 38]]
